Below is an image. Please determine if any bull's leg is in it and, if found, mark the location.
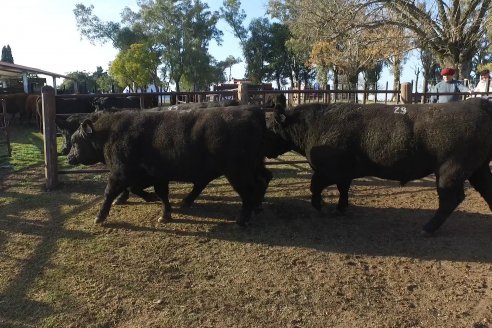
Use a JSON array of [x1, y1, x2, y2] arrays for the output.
[[336, 179, 352, 213], [59, 132, 71, 156], [310, 172, 328, 211], [96, 177, 127, 224], [181, 181, 209, 208], [130, 187, 159, 202], [113, 188, 130, 205], [422, 172, 465, 235], [468, 164, 492, 211], [226, 171, 265, 226], [154, 182, 172, 223], [253, 166, 272, 214]]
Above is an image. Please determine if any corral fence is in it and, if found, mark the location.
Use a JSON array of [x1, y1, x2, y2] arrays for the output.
[[0, 98, 11, 159], [39, 81, 490, 190]]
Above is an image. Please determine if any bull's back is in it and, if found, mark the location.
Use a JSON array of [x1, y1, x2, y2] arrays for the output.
[[98, 108, 265, 180], [304, 100, 492, 180]]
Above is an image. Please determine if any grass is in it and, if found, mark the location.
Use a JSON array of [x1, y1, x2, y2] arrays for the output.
[[0, 124, 89, 174]]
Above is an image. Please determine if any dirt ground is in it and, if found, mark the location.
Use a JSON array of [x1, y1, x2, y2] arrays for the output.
[[1, 155, 492, 327]]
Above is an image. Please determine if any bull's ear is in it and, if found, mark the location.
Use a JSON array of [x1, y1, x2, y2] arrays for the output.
[[55, 117, 68, 130], [275, 94, 287, 109], [80, 119, 94, 135], [273, 97, 287, 124]]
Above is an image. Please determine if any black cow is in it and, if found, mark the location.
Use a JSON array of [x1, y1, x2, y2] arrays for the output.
[[67, 108, 271, 225], [56, 101, 249, 204], [94, 95, 158, 110], [0, 93, 27, 122], [267, 97, 492, 235]]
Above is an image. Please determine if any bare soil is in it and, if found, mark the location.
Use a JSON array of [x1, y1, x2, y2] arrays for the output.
[[1, 155, 492, 328]]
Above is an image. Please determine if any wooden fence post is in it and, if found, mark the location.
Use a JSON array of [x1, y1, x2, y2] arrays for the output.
[[238, 83, 249, 104], [400, 82, 412, 104], [41, 86, 58, 191]]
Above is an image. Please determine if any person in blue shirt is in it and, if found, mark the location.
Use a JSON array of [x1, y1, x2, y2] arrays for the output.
[[431, 67, 470, 103]]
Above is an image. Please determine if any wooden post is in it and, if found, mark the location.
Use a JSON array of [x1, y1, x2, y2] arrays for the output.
[[139, 93, 145, 109], [384, 81, 388, 104], [421, 79, 428, 103], [41, 86, 58, 190], [238, 82, 249, 104], [363, 83, 368, 104], [400, 82, 413, 104]]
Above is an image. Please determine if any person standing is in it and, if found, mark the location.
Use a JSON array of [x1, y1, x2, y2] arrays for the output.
[[431, 68, 470, 103], [473, 69, 492, 97]]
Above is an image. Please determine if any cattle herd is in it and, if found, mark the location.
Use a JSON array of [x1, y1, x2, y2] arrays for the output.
[[4, 91, 492, 235]]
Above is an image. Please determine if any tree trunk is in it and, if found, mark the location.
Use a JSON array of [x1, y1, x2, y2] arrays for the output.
[[392, 57, 402, 102]]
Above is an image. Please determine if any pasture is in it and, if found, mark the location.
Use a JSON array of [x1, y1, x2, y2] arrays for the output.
[[1, 125, 492, 327]]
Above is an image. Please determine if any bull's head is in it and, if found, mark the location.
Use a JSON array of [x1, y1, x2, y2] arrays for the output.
[[263, 94, 293, 158], [67, 119, 102, 165]]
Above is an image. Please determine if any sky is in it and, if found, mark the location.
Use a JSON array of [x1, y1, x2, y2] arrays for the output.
[[0, 0, 413, 89]]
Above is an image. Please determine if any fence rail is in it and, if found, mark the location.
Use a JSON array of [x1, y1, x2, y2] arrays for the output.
[[41, 82, 491, 189]]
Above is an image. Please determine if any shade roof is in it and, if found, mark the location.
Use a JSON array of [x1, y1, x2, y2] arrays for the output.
[[0, 61, 73, 80]]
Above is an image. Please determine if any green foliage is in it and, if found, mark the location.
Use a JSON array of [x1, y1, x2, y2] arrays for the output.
[[59, 71, 95, 94], [74, 1, 225, 91], [109, 44, 160, 91], [0, 126, 43, 171], [59, 67, 118, 93], [136, 0, 223, 91], [220, 55, 242, 81], [1, 44, 14, 63], [73, 4, 121, 46], [221, 0, 248, 45], [265, 23, 291, 88], [244, 18, 272, 84]]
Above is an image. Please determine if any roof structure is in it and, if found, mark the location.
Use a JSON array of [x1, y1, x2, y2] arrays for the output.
[[0, 61, 73, 80]]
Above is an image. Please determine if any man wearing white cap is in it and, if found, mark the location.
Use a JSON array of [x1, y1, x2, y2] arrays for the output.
[[431, 67, 470, 103]]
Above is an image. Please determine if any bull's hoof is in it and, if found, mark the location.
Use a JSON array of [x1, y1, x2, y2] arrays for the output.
[[180, 200, 193, 209], [94, 216, 106, 224], [253, 206, 264, 215], [420, 229, 435, 238], [112, 198, 127, 205], [158, 215, 172, 223], [311, 199, 323, 212], [331, 208, 345, 216], [236, 217, 249, 227], [143, 193, 160, 202]]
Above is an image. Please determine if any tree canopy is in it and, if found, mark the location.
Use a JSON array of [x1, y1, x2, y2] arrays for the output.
[[109, 43, 160, 92], [269, 0, 492, 79], [1, 45, 14, 63], [74, 0, 225, 91]]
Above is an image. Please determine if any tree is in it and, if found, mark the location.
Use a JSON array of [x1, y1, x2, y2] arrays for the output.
[[243, 18, 273, 84], [1, 45, 14, 63], [221, 0, 248, 46], [60, 71, 96, 94], [373, 0, 491, 79], [74, 4, 146, 51], [222, 55, 242, 81], [109, 44, 160, 92], [132, 0, 223, 91], [265, 23, 291, 88]]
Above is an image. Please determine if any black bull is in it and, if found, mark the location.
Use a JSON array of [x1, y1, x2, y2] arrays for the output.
[[67, 107, 271, 225], [268, 97, 492, 234]]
